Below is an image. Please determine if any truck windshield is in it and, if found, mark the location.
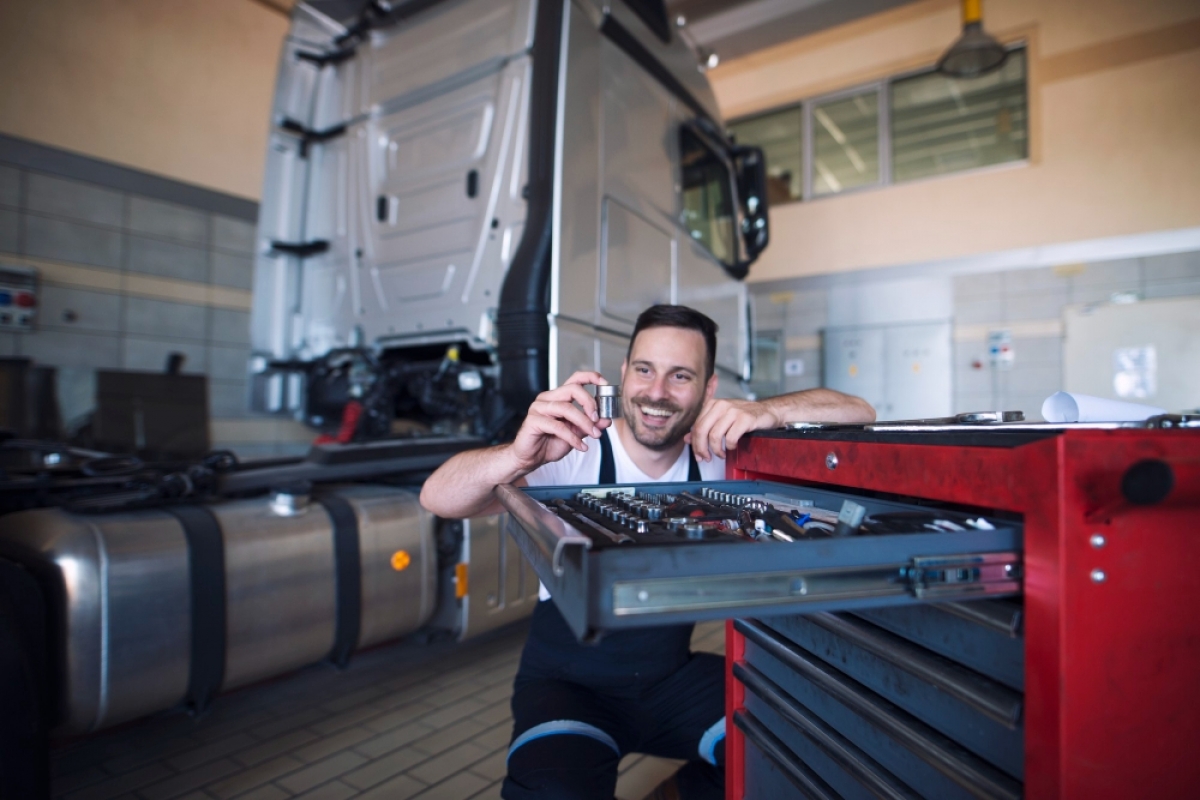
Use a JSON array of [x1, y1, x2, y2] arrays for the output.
[[680, 126, 737, 267]]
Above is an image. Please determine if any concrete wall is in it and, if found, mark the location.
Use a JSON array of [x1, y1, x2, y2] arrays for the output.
[[0, 0, 287, 201], [711, 0, 1200, 280]]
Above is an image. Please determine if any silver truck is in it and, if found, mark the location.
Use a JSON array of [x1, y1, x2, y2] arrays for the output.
[[0, 0, 770, 738], [250, 0, 769, 439]]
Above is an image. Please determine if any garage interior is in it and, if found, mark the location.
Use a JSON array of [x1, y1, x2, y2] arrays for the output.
[[0, 0, 1197, 798]]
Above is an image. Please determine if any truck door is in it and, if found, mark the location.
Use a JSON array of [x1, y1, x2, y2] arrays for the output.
[[250, 0, 538, 415], [550, 0, 769, 394]]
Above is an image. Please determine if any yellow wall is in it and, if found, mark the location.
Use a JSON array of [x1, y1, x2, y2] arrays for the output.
[[0, 0, 288, 200], [710, 0, 1200, 281]]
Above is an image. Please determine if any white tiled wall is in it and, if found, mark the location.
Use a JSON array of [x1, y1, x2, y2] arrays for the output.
[[752, 250, 1200, 419], [0, 153, 309, 459]]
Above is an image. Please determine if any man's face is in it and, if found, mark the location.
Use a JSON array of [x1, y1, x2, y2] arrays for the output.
[[620, 326, 717, 451]]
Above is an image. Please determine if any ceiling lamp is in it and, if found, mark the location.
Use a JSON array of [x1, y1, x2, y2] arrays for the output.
[[937, 0, 1008, 78]]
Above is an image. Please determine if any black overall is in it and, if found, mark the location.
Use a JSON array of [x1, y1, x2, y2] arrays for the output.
[[503, 431, 725, 800]]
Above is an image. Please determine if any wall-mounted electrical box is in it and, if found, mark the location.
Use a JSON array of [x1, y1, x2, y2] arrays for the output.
[[0, 265, 39, 331]]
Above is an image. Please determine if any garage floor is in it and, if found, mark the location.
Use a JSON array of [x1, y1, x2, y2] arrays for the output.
[[49, 619, 727, 800]]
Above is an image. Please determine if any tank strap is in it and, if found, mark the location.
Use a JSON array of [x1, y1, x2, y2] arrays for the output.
[[165, 505, 226, 715], [315, 494, 362, 669]]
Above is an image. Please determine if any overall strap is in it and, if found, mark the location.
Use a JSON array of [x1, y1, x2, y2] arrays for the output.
[[601, 428, 702, 482], [598, 428, 616, 484], [687, 445, 702, 481]]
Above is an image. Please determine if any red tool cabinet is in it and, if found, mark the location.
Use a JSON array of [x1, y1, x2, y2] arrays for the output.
[[724, 427, 1200, 799]]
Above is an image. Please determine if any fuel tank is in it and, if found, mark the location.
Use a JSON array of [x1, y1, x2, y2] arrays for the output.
[[0, 485, 435, 736]]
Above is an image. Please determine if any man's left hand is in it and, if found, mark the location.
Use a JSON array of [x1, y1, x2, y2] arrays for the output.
[[689, 398, 780, 462]]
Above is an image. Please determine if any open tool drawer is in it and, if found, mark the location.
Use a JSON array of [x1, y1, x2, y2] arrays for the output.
[[496, 480, 1021, 641]]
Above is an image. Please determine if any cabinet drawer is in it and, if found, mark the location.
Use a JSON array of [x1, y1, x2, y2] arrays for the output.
[[497, 479, 1021, 641]]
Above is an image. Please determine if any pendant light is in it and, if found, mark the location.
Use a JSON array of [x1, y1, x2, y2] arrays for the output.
[[937, 0, 1008, 78]]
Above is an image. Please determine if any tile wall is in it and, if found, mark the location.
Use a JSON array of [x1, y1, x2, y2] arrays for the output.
[[752, 249, 1200, 419], [0, 153, 310, 459]]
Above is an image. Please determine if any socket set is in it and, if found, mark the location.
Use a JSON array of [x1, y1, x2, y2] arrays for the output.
[[541, 487, 1000, 549]]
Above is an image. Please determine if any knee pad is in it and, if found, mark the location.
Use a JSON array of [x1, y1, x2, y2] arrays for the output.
[[507, 719, 620, 765], [699, 718, 725, 766]]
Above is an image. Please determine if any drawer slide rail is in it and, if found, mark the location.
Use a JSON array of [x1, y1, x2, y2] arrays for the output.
[[613, 552, 1021, 616]]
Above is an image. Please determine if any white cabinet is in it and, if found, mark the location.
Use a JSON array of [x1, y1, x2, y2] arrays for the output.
[[824, 321, 951, 420]]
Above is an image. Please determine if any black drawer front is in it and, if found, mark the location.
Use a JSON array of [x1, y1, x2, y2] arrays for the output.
[[737, 709, 841, 800], [737, 613, 1024, 799], [854, 603, 1023, 691], [738, 668, 920, 800]]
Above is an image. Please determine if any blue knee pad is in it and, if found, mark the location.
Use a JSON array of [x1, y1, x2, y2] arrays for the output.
[[698, 718, 725, 766], [507, 720, 621, 765]]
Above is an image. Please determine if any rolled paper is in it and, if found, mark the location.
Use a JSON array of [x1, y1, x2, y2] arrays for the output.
[[1041, 391, 1166, 423]]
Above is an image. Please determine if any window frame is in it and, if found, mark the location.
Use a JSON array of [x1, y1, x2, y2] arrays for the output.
[[803, 80, 889, 200], [729, 42, 1027, 206]]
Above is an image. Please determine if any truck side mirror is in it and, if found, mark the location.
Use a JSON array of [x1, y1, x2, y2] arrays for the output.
[[732, 145, 769, 264]]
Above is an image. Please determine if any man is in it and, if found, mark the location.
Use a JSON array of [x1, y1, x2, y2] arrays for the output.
[[421, 305, 874, 799]]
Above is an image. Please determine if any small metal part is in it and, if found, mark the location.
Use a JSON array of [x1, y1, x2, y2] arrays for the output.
[[1091, 569, 1107, 583], [269, 482, 311, 516], [956, 410, 1025, 424], [570, 511, 634, 544], [832, 499, 866, 536], [596, 384, 620, 419], [826, 453, 839, 470], [1090, 533, 1106, 548], [646, 507, 662, 521], [636, 520, 649, 534]]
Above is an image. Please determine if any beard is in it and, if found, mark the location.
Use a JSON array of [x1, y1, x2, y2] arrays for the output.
[[620, 392, 706, 451]]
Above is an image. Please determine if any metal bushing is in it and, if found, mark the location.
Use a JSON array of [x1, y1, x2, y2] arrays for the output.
[[596, 384, 620, 419]]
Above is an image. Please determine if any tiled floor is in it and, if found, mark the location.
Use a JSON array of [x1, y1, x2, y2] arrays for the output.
[[50, 619, 727, 800]]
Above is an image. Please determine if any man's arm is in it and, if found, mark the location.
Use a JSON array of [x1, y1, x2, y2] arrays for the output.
[[420, 371, 612, 519], [690, 387, 875, 462], [419, 443, 532, 518]]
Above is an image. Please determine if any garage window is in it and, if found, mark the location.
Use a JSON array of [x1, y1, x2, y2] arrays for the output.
[[809, 88, 881, 197], [890, 48, 1028, 183], [728, 44, 1027, 205]]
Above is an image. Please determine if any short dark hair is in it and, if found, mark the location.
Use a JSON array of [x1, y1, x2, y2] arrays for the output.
[[627, 305, 719, 379]]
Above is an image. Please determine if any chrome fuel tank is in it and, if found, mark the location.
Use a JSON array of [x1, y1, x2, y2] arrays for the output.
[[0, 485, 435, 736]]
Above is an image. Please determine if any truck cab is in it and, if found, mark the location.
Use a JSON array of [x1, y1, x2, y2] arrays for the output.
[[250, 0, 769, 440]]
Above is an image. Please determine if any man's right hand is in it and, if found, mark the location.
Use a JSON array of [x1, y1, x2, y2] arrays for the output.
[[507, 371, 613, 474], [420, 371, 614, 519]]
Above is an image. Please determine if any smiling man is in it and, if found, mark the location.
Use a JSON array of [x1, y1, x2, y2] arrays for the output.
[[420, 305, 874, 800]]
